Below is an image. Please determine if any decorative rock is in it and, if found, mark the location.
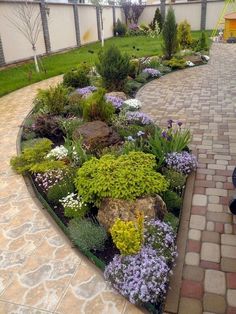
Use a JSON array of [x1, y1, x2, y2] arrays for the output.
[[105, 91, 127, 101], [73, 120, 121, 151], [97, 196, 167, 231], [184, 55, 205, 66], [201, 243, 220, 263], [204, 270, 226, 295]]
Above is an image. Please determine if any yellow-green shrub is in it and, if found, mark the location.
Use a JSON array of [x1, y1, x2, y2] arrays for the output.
[[110, 214, 144, 255]]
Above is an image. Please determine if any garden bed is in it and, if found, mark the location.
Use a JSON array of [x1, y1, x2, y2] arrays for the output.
[[11, 40, 207, 312]]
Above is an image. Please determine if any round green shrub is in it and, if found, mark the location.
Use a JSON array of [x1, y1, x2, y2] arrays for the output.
[[162, 190, 182, 212], [164, 169, 186, 190], [74, 151, 169, 204], [68, 218, 108, 252], [63, 65, 90, 88]]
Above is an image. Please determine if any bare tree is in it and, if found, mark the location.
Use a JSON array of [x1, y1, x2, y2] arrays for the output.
[[6, 1, 42, 72]]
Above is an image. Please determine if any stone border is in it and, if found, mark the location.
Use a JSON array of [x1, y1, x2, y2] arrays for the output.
[[164, 173, 196, 313]]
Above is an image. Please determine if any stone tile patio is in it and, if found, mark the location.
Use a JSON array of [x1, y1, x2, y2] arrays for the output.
[[137, 43, 236, 313], [0, 42, 236, 313]]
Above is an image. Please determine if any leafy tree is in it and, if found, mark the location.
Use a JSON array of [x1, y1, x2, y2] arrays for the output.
[[150, 8, 163, 33], [162, 7, 178, 60]]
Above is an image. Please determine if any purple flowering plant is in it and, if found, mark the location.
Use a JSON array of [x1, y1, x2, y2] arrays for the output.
[[165, 151, 198, 175], [75, 86, 97, 96], [105, 95, 124, 110], [148, 120, 192, 168], [143, 68, 161, 78], [104, 246, 170, 304], [126, 111, 153, 125], [144, 219, 177, 264], [34, 169, 66, 192]]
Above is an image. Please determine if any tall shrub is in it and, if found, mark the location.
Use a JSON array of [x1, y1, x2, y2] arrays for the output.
[[150, 8, 163, 32], [162, 7, 178, 60], [178, 20, 192, 48], [96, 45, 130, 91]]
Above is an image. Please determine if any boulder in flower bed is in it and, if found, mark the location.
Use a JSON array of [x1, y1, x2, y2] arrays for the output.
[[183, 54, 205, 66], [105, 91, 127, 101], [73, 120, 121, 151], [97, 195, 167, 231]]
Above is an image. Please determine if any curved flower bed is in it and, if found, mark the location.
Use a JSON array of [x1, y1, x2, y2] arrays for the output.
[[11, 49, 201, 313]]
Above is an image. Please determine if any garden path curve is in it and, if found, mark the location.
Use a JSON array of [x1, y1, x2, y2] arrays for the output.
[[0, 77, 143, 313], [137, 43, 236, 314]]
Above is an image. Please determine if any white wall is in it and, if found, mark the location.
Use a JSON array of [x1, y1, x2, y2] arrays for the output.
[[78, 5, 98, 45], [48, 3, 77, 51], [0, 1, 46, 63], [169, 3, 202, 30], [102, 7, 114, 39]]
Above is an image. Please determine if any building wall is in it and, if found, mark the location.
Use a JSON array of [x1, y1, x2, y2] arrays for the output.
[[0, 0, 226, 66]]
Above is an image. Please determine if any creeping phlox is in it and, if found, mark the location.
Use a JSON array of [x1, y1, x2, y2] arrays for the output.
[[46, 145, 68, 160]]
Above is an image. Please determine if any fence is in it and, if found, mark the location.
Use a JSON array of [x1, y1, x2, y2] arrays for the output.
[[0, 0, 227, 67]]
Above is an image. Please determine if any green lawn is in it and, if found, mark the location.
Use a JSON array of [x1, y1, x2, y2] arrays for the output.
[[0, 31, 211, 97]]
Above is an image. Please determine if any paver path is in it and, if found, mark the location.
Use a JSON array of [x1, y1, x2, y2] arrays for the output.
[[137, 43, 236, 314], [0, 77, 143, 314]]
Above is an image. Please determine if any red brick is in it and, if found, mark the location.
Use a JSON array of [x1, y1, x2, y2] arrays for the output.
[[194, 187, 205, 194], [200, 260, 220, 270], [195, 180, 215, 188], [216, 170, 232, 176], [220, 196, 229, 205], [196, 174, 206, 180], [181, 280, 203, 299], [227, 307, 236, 314], [192, 206, 207, 215], [227, 273, 236, 288], [215, 222, 224, 233], [198, 169, 215, 175], [224, 183, 234, 190], [187, 240, 201, 253]]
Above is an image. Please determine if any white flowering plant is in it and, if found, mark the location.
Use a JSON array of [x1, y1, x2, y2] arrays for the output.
[[123, 99, 142, 111], [46, 145, 68, 160], [59, 192, 88, 219]]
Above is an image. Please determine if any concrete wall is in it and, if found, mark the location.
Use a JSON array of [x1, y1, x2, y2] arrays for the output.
[[0, 0, 226, 66]]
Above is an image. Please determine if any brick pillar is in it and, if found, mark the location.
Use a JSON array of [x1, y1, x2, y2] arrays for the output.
[[40, 0, 51, 54], [112, 5, 116, 35], [96, 6, 101, 41], [160, 0, 166, 21], [0, 35, 5, 67], [73, 4, 81, 47], [201, 0, 207, 30]]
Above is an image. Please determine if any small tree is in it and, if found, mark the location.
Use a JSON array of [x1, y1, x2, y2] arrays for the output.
[[196, 31, 208, 52], [162, 7, 178, 60], [121, 1, 145, 25], [6, 1, 43, 72], [150, 8, 163, 33], [178, 20, 192, 48], [96, 45, 130, 91]]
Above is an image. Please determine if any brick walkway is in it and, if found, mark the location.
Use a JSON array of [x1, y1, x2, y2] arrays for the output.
[[137, 43, 236, 314], [0, 77, 142, 313]]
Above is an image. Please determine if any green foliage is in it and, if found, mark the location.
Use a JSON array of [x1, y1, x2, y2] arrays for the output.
[[75, 152, 169, 204], [150, 8, 163, 32], [135, 72, 149, 83], [196, 31, 208, 52], [68, 218, 108, 252], [33, 84, 69, 114], [30, 160, 66, 173], [60, 117, 84, 140], [82, 89, 115, 122], [162, 7, 178, 60], [65, 93, 84, 117], [148, 125, 191, 168], [164, 212, 179, 232], [162, 190, 182, 212], [10, 138, 53, 174], [114, 18, 127, 36], [63, 65, 90, 88], [164, 169, 186, 190], [96, 45, 130, 91], [147, 58, 161, 69], [164, 57, 187, 69], [124, 80, 142, 96], [110, 215, 144, 255], [128, 59, 140, 78], [64, 137, 90, 166], [47, 174, 75, 203], [21, 137, 46, 150], [178, 20, 192, 48]]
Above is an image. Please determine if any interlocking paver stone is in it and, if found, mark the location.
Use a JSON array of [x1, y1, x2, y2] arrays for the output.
[[201, 243, 220, 263], [203, 293, 226, 313], [185, 252, 200, 266], [188, 229, 202, 241], [179, 297, 202, 314], [222, 234, 236, 246], [192, 194, 208, 206], [204, 270, 226, 295], [190, 215, 206, 231], [222, 246, 236, 259], [227, 290, 236, 307]]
